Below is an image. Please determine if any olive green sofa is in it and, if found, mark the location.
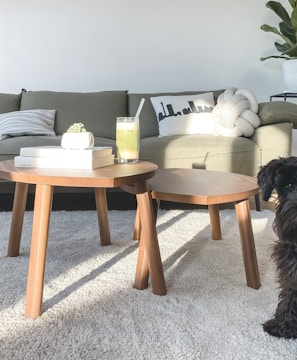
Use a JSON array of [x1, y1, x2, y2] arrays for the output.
[[0, 88, 296, 208]]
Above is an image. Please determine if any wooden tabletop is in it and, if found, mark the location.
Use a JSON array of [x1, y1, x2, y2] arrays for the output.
[[0, 160, 158, 188], [149, 168, 259, 205]]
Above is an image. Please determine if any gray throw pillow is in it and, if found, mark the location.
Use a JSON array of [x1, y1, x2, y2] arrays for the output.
[[0, 109, 56, 140], [257, 101, 297, 127]]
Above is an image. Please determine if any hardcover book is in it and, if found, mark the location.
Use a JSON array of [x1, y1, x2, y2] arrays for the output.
[[19, 146, 113, 159], [14, 154, 115, 169]]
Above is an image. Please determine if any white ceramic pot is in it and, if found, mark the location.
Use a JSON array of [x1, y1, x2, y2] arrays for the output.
[[61, 132, 94, 149], [282, 59, 297, 92]]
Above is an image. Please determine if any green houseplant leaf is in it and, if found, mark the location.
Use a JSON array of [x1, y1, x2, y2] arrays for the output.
[[260, 0, 297, 61]]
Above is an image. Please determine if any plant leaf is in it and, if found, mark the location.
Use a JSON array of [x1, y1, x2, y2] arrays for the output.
[[261, 23, 295, 46], [275, 40, 297, 56], [288, 0, 296, 10], [260, 0, 297, 61], [260, 24, 282, 35], [260, 55, 295, 61], [266, 1, 291, 24], [291, 6, 297, 29], [279, 21, 296, 43], [275, 41, 292, 52]]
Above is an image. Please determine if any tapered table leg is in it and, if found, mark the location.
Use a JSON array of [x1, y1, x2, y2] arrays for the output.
[[235, 199, 261, 289], [133, 205, 141, 240], [94, 187, 111, 246], [134, 183, 166, 296], [208, 204, 221, 240], [7, 182, 29, 257], [134, 198, 159, 241], [133, 230, 149, 290], [25, 184, 53, 318]]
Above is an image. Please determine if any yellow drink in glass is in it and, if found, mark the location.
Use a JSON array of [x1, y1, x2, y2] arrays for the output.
[[116, 117, 140, 163]]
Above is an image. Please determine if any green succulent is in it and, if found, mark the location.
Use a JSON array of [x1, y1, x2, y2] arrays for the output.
[[260, 0, 297, 61], [66, 122, 87, 133]]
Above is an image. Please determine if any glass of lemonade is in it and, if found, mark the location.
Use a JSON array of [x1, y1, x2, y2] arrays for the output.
[[116, 117, 140, 163]]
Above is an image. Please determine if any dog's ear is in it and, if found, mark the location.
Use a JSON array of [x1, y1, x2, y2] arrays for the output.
[[257, 157, 290, 201], [257, 158, 286, 201], [257, 165, 274, 201], [258, 156, 297, 201]]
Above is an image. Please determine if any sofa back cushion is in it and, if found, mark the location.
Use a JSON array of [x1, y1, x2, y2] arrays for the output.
[[20, 90, 128, 139], [0, 93, 22, 114], [128, 90, 224, 138]]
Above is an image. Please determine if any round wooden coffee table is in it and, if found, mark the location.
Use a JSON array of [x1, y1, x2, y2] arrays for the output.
[[134, 168, 260, 290], [0, 160, 167, 318]]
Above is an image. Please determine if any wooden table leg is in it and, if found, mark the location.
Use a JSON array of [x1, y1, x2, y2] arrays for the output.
[[133, 198, 158, 241], [94, 188, 110, 246], [208, 204, 222, 240], [134, 183, 166, 296], [133, 205, 141, 240], [235, 199, 261, 289], [25, 184, 53, 318], [133, 230, 149, 290], [7, 182, 29, 257]]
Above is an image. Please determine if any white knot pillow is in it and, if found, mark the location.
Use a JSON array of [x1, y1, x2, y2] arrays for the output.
[[212, 87, 260, 137]]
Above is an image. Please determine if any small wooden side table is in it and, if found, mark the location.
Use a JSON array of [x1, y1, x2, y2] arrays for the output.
[[0, 160, 167, 318], [134, 168, 261, 290]]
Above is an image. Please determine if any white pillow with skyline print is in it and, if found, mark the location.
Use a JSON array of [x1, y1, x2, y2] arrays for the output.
[[150, 92, 215, 136]]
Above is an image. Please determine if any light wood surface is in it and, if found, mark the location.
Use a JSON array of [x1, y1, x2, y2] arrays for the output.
[[0, 160, 167, 318], [141, 168, 260, 290], [0, 160, 159, 188], [149, 168, 259, 205]]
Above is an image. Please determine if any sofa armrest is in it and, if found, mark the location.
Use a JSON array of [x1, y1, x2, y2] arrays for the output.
[[251, 122, 293, 166], [258, 101, 297, 127]]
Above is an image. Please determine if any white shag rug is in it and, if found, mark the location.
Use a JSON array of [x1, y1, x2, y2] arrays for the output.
[[1, 208, 297, 360]]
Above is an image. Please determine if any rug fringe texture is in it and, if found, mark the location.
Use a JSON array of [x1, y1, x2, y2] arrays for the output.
[[1, 209, 297, 359]]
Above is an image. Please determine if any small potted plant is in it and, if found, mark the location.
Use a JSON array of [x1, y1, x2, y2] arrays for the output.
[[260, 0, 297, 91], [61, 122, 94, 149]]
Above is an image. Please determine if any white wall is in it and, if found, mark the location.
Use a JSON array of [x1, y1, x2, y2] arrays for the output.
[[0, 0, 289, 102]]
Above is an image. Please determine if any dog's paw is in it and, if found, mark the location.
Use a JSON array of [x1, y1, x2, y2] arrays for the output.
[[263, 319, 283, 338], [263, 319, 297, 339]]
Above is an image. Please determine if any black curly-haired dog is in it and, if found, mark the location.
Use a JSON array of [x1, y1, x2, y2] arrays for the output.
[[257, 156, 297, 339]]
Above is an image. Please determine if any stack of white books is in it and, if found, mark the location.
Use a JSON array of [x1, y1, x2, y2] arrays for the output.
[[14, 146, 115, 169]]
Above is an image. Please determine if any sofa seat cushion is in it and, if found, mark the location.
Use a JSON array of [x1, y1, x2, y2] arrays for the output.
[[20, 90, 128, 139], [139, 135, 261, 176], [0, 135, 63, 158]]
